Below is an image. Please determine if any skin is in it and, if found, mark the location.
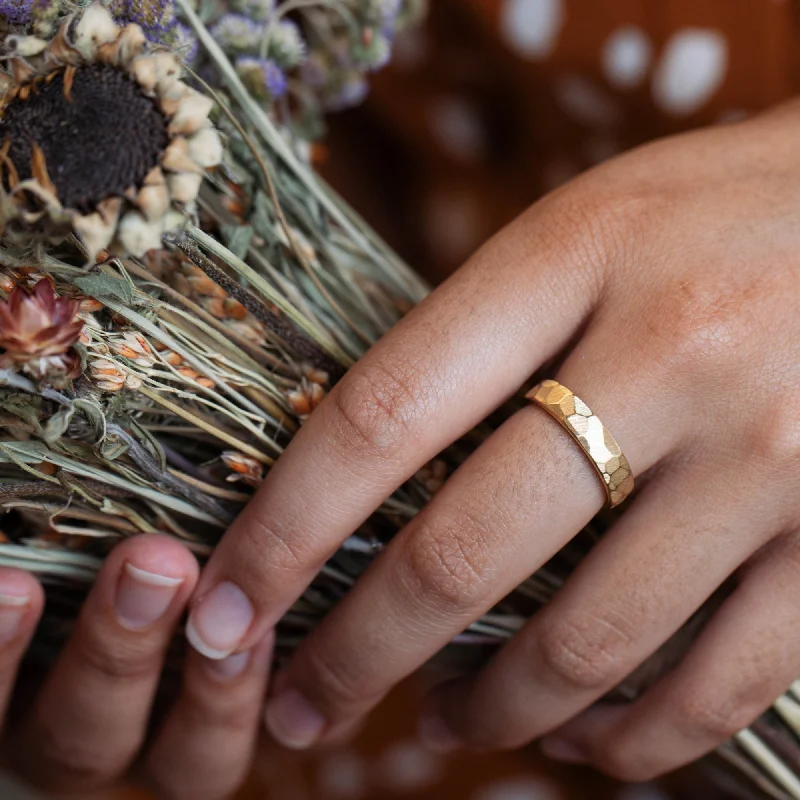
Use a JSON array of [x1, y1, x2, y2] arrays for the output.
[[4, 101, 800, 790], [183, 100, 800, 781], [0, 535, 272, 799]]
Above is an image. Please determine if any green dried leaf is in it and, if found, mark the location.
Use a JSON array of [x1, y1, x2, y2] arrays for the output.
[[99, 438, 129, 461], [0, 442, 43, 463], [99, 498, 157, 534], [73, 274, 135, 306], [0, 393, 43, 435], [0, 441, 221, 523], [249, 191, 277, 241], [128, 419, 166, 472], [220, 223, 254, 259]]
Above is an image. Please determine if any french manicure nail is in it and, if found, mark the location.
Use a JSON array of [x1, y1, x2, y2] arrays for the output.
[[204, 649, 251, 681], [265, 688, 326, 750], [186, 581, 254, 660], [540, 737, 589, 764], [0, 593, 29, 645], [418, 711, 462, 754], [116, 563, 184, 630]]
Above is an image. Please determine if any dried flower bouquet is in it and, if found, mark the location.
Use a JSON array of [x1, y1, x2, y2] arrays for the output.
[[0, 3, 797, 798]]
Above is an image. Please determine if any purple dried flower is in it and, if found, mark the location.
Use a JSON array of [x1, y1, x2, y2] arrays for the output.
[[171, 22, 198, 63], [230, 0, 275, 23], [30, 0, 60, 36], [359, 0, 402, 26], [108, 0, 177, 40], [0, 0, 34, 26], [262, 59, 288, 97], [268, 19, 306, 68], [351, 30, 392, 71], [235, 56, 287, 101], [325, 72, 369, 111], [211, 13, 264, 55], [298, 53, 329, 90]]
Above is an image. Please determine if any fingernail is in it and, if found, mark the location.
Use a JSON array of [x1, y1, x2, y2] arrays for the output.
[[116, 563, 184, 630], [186, 581, 254, 660], [540, 737, 589, 764], [204, 649, 251, 681], [0, 593, 29, 645], [418, 711, 462, 754], [265, 688, 326, 749]]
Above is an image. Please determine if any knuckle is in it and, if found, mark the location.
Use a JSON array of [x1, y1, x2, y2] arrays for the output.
[[636, 273, 767, 375], [593, 743, 661, 784], [680, 694, 758, 743], [79, 635, 158, 683], [34, 724, 123, 789], [748, 387, 800, 472], [536, 613, 632, 691], [179, 695, 256, 737], [302, 642, 376, 710], [238, 513, 312, 579], [402, 514, 497, 615], [329, 361, 422, 460], [542, 181, 650, 277]]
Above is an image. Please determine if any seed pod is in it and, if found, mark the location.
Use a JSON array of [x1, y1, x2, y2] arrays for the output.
[[70, 2, 120, 60], [187, 125, 223, 169], [116, 212, 164, 255]]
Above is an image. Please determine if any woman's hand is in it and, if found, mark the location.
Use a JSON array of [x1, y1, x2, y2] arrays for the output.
[[1, 535, 271, 799], [185, 100, 800, 781]]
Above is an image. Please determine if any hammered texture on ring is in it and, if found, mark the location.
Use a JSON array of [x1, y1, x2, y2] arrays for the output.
[[526, 380, 634, 508]]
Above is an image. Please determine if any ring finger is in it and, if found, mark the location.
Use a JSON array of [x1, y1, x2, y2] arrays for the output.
[[426, 461, 776, 751], [264, 353, 682, 749]]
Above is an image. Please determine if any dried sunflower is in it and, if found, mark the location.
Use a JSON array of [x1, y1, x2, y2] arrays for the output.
[[0, 2, 222, 261]]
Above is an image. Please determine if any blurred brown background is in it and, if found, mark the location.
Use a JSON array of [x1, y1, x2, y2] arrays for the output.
[[322, 0, 797, 284]]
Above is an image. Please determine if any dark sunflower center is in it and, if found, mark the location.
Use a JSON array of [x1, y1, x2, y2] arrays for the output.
[[0, 63, 169, 214]]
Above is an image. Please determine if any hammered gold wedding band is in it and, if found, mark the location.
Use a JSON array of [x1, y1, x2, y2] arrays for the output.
[[526, 380, 634, 508]]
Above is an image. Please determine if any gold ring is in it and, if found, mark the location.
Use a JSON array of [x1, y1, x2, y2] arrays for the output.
[[526, 380, 634, 508]]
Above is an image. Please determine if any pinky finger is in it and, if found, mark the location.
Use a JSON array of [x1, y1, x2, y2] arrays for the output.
[[144, 634, 273, 800], [541, 533, 800, 783], [0, 568, 44, 728]]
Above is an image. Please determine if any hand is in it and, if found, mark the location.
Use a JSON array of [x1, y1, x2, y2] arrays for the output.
[[185, 100, 800, 781], [1, 535, 271, 799]]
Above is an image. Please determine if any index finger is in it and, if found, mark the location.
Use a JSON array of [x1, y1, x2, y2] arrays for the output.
[[186, 196, 607, 660]]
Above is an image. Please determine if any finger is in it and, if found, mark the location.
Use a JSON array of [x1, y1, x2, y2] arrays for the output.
[[539, 531, 800, 782], [14, 535, 198, 794], [425, 461, 777, 753], [145, 633, 273, 800], [187, 195, 610, 660], [0, 569, 44, 729], [263, 339, 685, 749]]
